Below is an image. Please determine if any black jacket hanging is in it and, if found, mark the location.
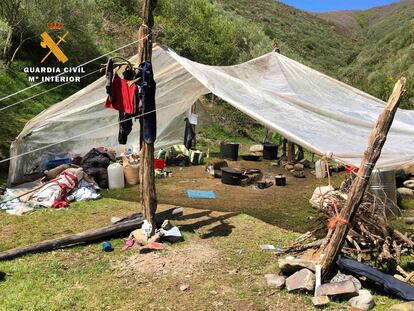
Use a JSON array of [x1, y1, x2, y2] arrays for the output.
[[139, 61, 157, 144], [105, 58, 114, 102], [184, 117, 195, 150]]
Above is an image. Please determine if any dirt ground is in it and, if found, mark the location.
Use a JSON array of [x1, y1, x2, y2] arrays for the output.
[[105, 159, 345, 233]]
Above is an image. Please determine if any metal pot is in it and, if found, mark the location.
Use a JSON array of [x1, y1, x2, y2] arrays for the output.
[[221, 167, 243, 185], [275, 174, 286, 186]]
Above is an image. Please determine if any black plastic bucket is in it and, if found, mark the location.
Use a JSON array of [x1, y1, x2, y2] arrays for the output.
[[221, 167, 243, 185], [275, 174, 286, 186], [220, 143, 239, 161], [263, 143, 278, 160]]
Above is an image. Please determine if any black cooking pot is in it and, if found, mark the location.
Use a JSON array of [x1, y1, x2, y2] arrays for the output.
[[220, 143, 239, 161], [275, 174, 286, 186], [221, 167, 243, 185], [241, 155, 261, 161], [263, 143, 278, 160]]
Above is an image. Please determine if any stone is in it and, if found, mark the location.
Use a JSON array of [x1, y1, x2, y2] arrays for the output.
[[292, 170, 305, 178], [349, 289, 374, 311], [294, 163, 304, 171], [250, 144, 263, 153], [264, 274, 285, 289], [397, 187, 414, 198], [331, 271, 362, 290], [389, 302, 414, 311], [284, 164, 294, 171], [317, 280, 358, 298], [403, 180, 414, 189], [179, 284, 189, 291], [278, 257, 317, 274], [286, 268, 315, 292], [312, 296, 329, 307], [300, 159, 314, 169], [401, 164, 414, 176]]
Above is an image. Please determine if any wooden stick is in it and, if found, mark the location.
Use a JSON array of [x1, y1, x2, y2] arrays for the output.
[[285, 238, 325, 253], [320, 78, 406, 280], [0, 182, 49, 204], [0, 218, 143, 261], [393, 229, 414, 248]]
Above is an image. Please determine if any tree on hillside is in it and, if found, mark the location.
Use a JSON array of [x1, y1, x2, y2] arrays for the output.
[[0, 0, 104, 68], [0, 0, 33, 68]]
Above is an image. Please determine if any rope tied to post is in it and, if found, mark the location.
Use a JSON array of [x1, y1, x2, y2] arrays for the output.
[[327, 200, 352, 230]]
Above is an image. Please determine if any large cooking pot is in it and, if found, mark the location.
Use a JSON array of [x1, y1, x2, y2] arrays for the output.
[[221, 167, 243, 186], [220, 142, 239, 161], [263, 143, 278, 160]]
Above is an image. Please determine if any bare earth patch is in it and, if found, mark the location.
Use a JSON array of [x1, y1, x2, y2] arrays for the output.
[[114, 240, 220, 277]]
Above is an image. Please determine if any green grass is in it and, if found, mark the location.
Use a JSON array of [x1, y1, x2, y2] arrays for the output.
[[0, 191, 404, 310], [355, 10, 374, 29]]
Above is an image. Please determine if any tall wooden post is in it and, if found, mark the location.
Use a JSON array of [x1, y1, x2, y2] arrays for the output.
[[139, 0, 157, 234], [273, 40, 294, 162], [287, 142, 295, 163], [320, 78, 406, 280], [191, 103, 197, 149]]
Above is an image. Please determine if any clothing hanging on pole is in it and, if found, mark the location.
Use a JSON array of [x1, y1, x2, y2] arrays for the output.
[[184, 117, 195, 150], [138, 61, 157, 144]]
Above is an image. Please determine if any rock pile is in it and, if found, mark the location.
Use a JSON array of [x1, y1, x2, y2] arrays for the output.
[[263, 257, 375, 310], [396, 164, 414, 199]]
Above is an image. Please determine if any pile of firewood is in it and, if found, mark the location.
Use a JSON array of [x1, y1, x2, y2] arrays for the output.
[[285, 179, 414, 282]]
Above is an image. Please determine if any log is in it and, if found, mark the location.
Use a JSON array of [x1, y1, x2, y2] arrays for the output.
[[138, 0, 157, 234], [320, 78, 406, 280], [0, 218, 143, 261]]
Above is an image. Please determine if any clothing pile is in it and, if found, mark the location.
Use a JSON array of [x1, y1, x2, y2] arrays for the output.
[[78, 148, 115, 189], [1, 167, 101, 216], [104, 58, 156, 145]]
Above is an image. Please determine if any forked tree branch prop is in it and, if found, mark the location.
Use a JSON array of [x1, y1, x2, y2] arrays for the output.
[[321, 77, 407, 280]]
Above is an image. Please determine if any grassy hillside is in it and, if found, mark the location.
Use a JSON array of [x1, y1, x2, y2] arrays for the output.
[[214, 0, 360, 77], [317, 0, 414, 108]]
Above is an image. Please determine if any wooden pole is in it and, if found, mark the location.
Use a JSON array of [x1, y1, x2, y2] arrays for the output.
[[287, 142, 295, 163], [320, 78, 406, 280], [273, 40, 294, 162], [138, 0, 157, 234], [191, 103, 197, 149], [282, 138, 287, 157], [0, 218, 143, 260]]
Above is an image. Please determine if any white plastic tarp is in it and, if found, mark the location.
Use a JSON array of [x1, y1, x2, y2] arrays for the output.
[[8, 44, 414, 183]]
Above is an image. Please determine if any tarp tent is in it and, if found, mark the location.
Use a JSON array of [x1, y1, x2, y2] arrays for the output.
[[8, 44, 414, 184]]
